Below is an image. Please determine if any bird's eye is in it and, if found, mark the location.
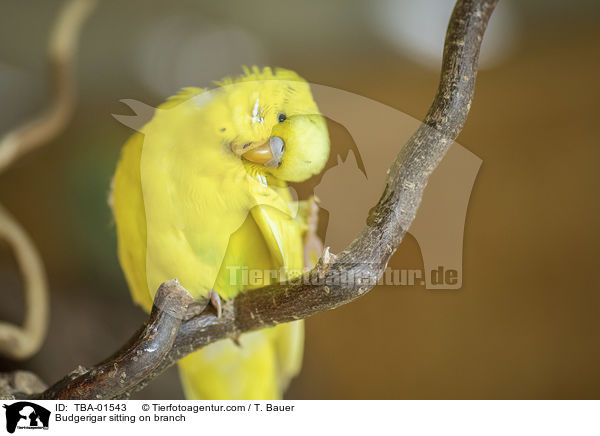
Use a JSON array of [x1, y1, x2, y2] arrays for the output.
[[278, 113, 287, 123]]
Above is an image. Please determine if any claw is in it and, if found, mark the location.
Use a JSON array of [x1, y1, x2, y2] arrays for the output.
[[209, 289, 222, 318]]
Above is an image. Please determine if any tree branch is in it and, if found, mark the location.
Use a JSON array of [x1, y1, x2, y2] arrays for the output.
[[31, 0, 498, 399], [36, 280, 193, 400]]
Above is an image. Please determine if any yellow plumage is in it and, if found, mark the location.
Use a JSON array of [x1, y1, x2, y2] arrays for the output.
[[111, 67, 329, 399]]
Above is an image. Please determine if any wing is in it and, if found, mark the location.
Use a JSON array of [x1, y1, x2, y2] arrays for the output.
[[111, 131, 154, 311], [112, 89, 254, 306], [249, 182, 307, 390]]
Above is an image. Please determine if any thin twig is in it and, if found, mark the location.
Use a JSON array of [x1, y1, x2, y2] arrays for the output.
[[30, 0, 498, 399], [0, 0, 96, 360], [0, 0, 96, 172]]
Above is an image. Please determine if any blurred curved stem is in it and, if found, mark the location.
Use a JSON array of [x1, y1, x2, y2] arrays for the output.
[[0, 0, 96, 172], [0, 204, 48, 360], [0, 0, 96, 360]]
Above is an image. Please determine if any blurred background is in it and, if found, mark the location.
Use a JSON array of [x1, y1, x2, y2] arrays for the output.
[[1, 0, 599, 399]]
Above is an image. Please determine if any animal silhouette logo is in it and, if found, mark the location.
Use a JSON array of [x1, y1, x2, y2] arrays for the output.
[[2, 402, 50, 433], [112, 80, 481, 292]]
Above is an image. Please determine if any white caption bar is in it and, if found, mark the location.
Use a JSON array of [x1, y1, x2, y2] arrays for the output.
[[0, 400, 597, 435]]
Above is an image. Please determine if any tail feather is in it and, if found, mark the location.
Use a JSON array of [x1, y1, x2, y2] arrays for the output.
[[178, 322, 303, 400]]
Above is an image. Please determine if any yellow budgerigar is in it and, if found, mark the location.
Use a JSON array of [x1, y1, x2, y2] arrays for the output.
[[111, 67, 330, 399]]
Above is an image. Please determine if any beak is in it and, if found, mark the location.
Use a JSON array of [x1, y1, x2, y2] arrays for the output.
[[239, 137, 285, 168]]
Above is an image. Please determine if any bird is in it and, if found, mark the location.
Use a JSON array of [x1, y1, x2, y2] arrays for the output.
[[110, 66, 330, 399]]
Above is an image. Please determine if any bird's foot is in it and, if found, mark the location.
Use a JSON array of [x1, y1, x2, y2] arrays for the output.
[[183, 302, 205, 320]]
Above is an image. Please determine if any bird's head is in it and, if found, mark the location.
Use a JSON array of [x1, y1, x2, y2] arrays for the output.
[[222, 67, 330, 183]]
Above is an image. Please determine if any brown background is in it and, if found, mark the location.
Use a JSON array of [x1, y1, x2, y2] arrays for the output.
[[0, 0, 599, 399]]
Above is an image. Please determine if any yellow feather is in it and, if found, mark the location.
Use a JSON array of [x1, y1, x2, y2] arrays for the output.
[[111, 67, 329, 399]]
